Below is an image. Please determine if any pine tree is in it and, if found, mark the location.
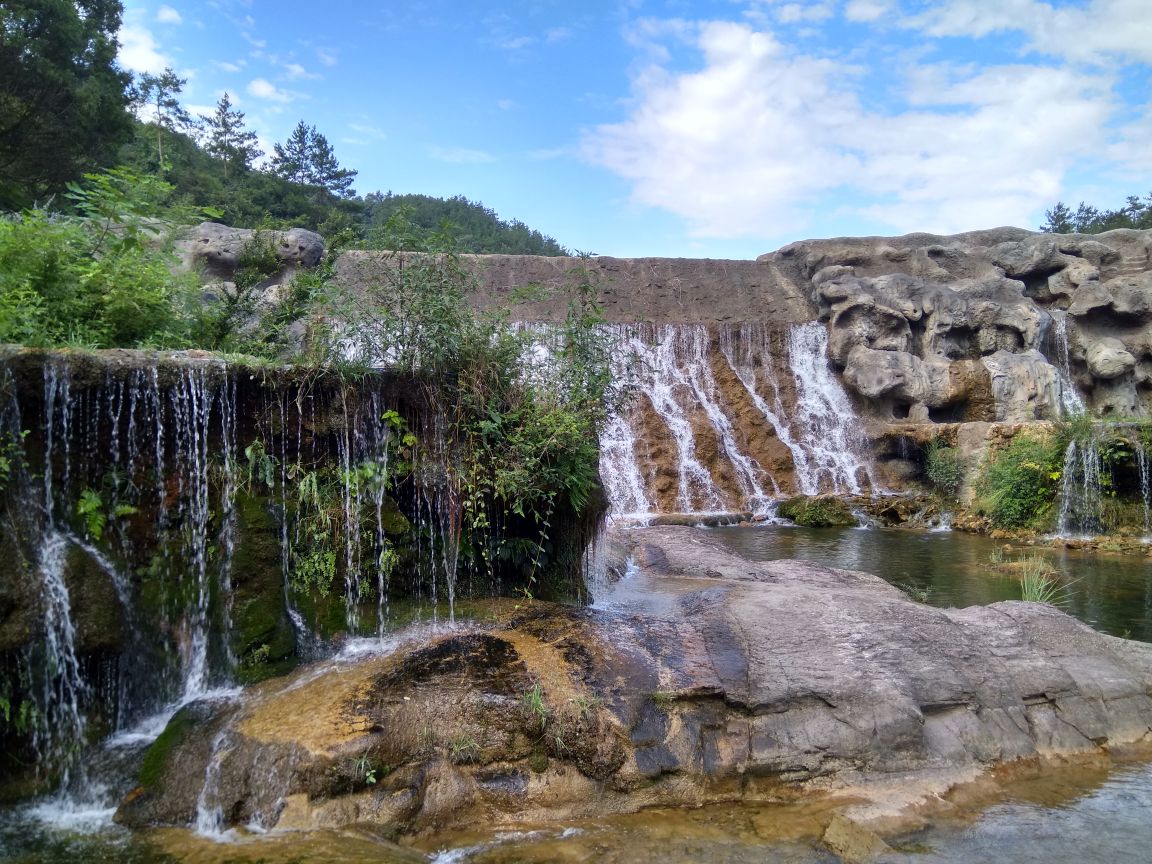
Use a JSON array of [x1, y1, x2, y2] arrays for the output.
[[132, 66, 194, 168], [199, 92, 262, 180], [269, 121, 313, 185], [270, 121, 357, 197], [307, 131, 357, 198]]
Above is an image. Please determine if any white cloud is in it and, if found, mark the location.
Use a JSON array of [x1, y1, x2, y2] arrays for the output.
[[430, 147, 496, 164], [348, 122, 387, 141], [247, 78, 295, 102], [316, 48, 338, 67], [497, 98, 516, 110], [216, 60, 245, 72], [283, 62, 320, 80], [843, 0, 894, 22], [903, 0, 1152, 65], [583, 20, 1122, 238], [776, 2, 834, 23], [118, 22, 170, 73], [156, 5, 183, 25], [500, 35, 535, 51], [546, 27, 573, 43]]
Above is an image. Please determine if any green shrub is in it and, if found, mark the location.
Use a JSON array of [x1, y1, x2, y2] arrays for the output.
[[923, 439, 964, 499], [0, 168, 203, 348], [975, 433, 1062, 529]]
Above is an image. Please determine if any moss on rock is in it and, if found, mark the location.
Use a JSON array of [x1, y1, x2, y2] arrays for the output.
[[777, 495, 858, 528]]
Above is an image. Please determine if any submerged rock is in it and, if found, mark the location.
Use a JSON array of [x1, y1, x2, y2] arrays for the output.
[[118, 527, 1152, 838]]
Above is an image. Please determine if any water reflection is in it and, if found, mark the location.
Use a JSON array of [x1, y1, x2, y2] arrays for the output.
[[707, 525, 1152, 642]]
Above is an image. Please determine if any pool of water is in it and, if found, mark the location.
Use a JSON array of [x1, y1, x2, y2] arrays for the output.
[[5, 760, 1152, 863], [5, 525, 1152, 863], [706, 524, 1152, 642]]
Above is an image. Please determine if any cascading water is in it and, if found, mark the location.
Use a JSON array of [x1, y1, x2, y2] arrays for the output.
[[786, 322, 877, 495], [1056, 438, 1105, 537], [1137, 443, 1152, 535], [1049, 311, 1087, 416], [598, 411, 653, 519], [621, 325, 727, 513], [596, 321, 878, 517], [33, 531, 88, 787]]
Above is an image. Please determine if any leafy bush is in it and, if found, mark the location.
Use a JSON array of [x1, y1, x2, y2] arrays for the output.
[[0, 168, 203, 348], [327, 212, 616, 592], [975, 433, 1063, 529], [923, 439, 964, 499]]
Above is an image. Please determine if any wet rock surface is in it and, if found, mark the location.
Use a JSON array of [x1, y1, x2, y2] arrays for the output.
[[118, 527, 1152, 837]]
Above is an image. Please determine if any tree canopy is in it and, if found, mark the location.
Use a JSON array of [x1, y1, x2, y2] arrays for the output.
[[199, 92, 262, 180], [1040, 194, 1152, 234], [269, 121, 357, 198], [0, 0, 134, 209], [363, 193, 568, 255]]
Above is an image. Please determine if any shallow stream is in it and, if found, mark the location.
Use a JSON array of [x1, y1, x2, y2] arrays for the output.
[[3, 524, 1152, 863]]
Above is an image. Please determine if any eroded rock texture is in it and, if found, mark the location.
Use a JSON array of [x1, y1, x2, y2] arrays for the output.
[[118, 527, 1152, 837], [767, 227, 1152, 421]]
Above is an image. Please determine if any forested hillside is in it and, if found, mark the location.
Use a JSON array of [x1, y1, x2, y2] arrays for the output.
[[0, 1, 567, 254]]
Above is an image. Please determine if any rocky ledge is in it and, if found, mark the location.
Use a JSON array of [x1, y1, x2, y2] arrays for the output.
[[118, 527, 1152, 852]]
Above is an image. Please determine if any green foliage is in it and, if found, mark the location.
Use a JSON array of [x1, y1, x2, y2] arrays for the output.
[[975, 433, 1063, 529], [188, 232, 286, 352], [362, 193, 567, 255], [448, 733, 481, 764], [198, 92, 262, 181], [243, 440, 278, 490], [130, 67, 193, 170], [1017, 556, 1067, 605], [270, 121, 357, 198], [923, 438, 964, 499], [0, 168, 205, 347], [327, 217, 613, 592], [1040, 193, 1152, 234], [74, 486, 137, 541], [521, 681, 551, 732], [0, 0, 134, 209], [0, 429, 27, 494], [77, 488, 106, 540]]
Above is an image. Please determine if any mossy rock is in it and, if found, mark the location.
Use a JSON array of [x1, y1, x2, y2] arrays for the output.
[[231, 491, 298, 682], [0, 527, 37, 653], [777, 495, 858, 528], [63, 543, 127, 655], [138, 705, 200, 789]]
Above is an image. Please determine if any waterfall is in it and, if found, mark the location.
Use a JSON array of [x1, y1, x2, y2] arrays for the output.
[[596, 321, 878, 516], [619, 325, 727, 513], [1138, 441, 1152, 535], [194, 727, 235, 837], [1049, 311, 1087, 416], [34, 531, 88, 786], [1056, 438, 1105, 537], [786, 322, 878, 495], [598, 412, 653, 519]]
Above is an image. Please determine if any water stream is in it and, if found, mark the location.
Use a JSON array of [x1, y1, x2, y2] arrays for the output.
[[598, 321, 877, 517]]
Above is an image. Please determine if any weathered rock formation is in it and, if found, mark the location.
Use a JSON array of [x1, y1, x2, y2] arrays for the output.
[[767, 227, 1152, 422], [118, 527, 1152, 838], [329, 228, 1152, 513]]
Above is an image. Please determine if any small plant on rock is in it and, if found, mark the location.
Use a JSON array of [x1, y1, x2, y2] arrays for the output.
[[522, 681, 550, 731]]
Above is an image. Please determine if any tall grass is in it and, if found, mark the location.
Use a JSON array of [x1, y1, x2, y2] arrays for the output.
[[1016, 555, 1067, 605]]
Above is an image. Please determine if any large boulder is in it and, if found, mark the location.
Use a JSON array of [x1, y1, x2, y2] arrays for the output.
[[179, 222, 325, 281], [118, 527, 1152, 840]]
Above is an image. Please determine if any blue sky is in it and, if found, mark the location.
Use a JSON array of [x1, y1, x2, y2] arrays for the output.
[[119, 0, 1152, 258]]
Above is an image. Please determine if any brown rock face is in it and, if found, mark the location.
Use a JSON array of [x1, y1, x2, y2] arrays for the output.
[[119, 527, 1152, 837]]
